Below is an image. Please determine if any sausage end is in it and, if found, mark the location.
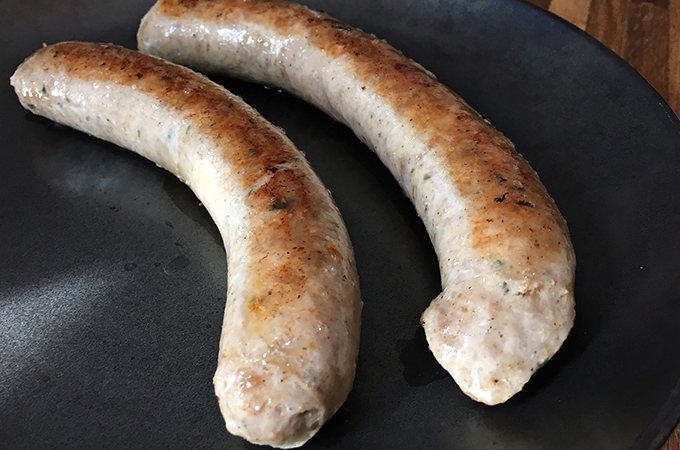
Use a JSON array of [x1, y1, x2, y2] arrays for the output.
[[214, 364, 327, 448]]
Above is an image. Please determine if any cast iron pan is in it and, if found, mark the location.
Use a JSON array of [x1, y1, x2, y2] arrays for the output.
[[1, 0, 679, 448]]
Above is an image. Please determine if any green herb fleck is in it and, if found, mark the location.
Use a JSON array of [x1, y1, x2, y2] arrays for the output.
[[137, 130, 141, 138], [248, 296, 263, 310], [513, 186, 526, 191], [57, 102, 63, 108], [270, 197, 290, 210], [185, 124, 191, 135], [538, 357, 551, 369], [27, 103, 35, 110], [248, 148, 260, 157], [41, 84, 47, 95], [501, 281, 510, 295], [423, 173, 432, 180], [493, 259, 505, 267]]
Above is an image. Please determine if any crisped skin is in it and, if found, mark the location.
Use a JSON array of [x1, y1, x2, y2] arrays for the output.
[[11, 42, 361, 448], [138, 0, 575, 406]]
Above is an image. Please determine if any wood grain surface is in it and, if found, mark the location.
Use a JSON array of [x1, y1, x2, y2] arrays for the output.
[[524, 1, 680, 448], [528, 0, 680, 118]]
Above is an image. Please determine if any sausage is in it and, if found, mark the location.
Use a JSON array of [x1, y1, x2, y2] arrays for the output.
[[137, 0, 576, 405], [10, 42, 362, 448]]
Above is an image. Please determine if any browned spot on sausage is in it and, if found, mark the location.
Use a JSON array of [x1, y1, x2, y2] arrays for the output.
[[29, 41, 353, 328], [247, 296, 265, 313], [494, 192, 508, 203], [325, 243, 343, 261], [150, 0, 572, 268]]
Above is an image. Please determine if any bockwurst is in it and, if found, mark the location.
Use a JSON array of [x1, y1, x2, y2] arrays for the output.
[[11, 41, 362, 448], [138, 0, 576, 405]]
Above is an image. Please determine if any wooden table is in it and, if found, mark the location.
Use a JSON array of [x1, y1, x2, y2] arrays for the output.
[[528, 0, 679, 117], [525, 1, 680, 448]]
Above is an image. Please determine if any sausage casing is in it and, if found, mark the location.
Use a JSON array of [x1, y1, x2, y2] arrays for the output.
[[138, 0, 576, 405], [11, 41, 362, 448]]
